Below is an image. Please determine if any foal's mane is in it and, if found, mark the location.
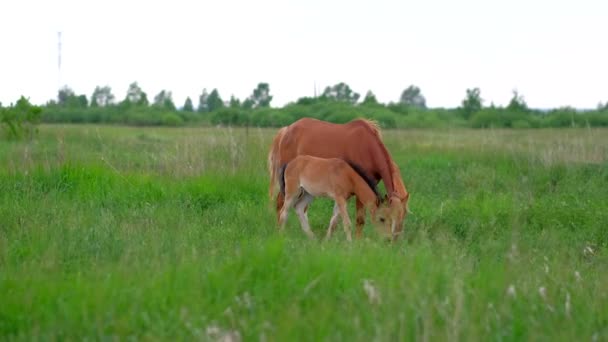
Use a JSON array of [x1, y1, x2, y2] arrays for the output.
[[345, 160, 381, 201]]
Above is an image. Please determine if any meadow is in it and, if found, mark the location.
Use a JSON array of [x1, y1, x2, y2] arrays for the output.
[[0, 124, 607, 341]]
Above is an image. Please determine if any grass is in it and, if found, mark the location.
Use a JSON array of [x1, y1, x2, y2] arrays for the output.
[[1, 124, 607, 341]]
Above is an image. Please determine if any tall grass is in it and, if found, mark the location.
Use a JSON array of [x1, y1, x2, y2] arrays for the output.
[[1, 125, 607, 340]]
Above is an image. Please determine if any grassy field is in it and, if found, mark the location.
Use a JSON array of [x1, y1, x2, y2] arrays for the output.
[[1, 124, 607, 341]]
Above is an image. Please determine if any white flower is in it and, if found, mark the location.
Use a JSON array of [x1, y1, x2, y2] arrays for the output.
[[363, 279, 381, 305], [565, 292, 571, 318], [507, 284, 516, 298], [539, 286, 547, 300]]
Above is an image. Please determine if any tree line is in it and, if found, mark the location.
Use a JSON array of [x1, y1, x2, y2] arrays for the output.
[[2, 81, 608, 138]]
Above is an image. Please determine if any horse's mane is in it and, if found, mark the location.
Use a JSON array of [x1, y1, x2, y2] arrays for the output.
[[352, 118, 382, 140], [345, 160, 381, 200]]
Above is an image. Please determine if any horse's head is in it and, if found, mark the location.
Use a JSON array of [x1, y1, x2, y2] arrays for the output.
[[388, 191, 410, 241]]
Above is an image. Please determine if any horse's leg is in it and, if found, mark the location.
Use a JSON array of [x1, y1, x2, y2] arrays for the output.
[[278, 192, 297, 232], [337, 198, 353, 242], [355, 197, 366, 239], [324, 202, 341, 241], [294, 193, 315, 240]]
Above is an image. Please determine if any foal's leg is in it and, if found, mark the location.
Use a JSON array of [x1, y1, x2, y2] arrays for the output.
[[324, 202, 341, 241], [355, 198, 366, 239], [337, 198, 353, 242], [294, 193, 315, 240]]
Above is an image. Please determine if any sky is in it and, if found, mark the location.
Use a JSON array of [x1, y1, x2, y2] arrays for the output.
[[1, 0, 606, 109]]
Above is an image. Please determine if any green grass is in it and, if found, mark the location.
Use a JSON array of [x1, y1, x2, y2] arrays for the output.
[[1, 124, 607, 341]]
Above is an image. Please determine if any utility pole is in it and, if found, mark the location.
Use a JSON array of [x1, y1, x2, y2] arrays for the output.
[[57, 31, 62, 94]]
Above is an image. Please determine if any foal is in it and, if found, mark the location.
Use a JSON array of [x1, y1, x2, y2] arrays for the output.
[[278, 155, 392, 241]]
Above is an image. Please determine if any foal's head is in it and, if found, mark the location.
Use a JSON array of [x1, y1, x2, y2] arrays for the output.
[[370, 193, 410, 242]]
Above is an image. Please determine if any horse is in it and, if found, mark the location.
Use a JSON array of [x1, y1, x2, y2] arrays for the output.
[[268, 117, 410, 241], [277, 155, 393, 241]]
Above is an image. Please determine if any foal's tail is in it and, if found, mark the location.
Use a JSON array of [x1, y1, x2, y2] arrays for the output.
[[268, 126, 287, 199]]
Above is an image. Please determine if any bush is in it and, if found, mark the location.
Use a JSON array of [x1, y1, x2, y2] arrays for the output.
[[161, 113, 184, 126], [211, 108, 248, 126], [31, 96, 608, 129], [511, 119, 531, 129], [1, 96, 42, 140], [584, 111, 608, 127]]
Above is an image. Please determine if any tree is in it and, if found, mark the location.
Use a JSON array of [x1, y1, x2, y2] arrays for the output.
[[321, 82, 360, 104], [124, 82, 148, 106], [153, 90, 175, 110], [399, 85, 426, 109], [206, 89, 224, 112], [229, 95, 241, 108], [506, 90, 528, 113], [198, 89, 209, 113], [460, 87, 483, 119], [362, 90, 379, 106], [242, 98, 254, 110], [57, 86, 75, 106], [57, 86, 87, 108], [90, 86, 115, 107], [246, 82, 272, 109], [76, 95, 88, 108], [183, 97, 194, 112]]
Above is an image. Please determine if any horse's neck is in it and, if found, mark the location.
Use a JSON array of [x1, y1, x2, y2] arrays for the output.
[[369, 141, 396, 195], [391, 167, 409, 199]]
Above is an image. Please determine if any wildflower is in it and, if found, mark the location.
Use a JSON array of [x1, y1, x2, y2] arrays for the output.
[[539, 286, 547, 300], [363, 279, 381, 305], [565, 292, 571, 318], [206, 324, 241, 342], [507, 284, 516, 298]]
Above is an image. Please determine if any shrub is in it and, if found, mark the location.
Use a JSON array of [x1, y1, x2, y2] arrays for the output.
[[0, 96, 42, 140], [161, 113, 184, 126], [511, 119, 531, 129]]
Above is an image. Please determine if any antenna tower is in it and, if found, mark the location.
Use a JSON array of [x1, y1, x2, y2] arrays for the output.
[[57, 31, 62, 92]]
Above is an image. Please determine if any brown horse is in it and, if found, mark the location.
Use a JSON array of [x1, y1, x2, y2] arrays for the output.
[[268, 117, 410, 241], [278, 155, 393, 241]]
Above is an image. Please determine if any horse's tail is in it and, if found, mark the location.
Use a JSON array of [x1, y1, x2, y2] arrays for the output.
[[278, 163, 288, 197], [268, 126, 287, 199]]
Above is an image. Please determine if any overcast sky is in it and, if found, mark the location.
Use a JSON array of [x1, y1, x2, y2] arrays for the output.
[[1, 0, 606, 109]]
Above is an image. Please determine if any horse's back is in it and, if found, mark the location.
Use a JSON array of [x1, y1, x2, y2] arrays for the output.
[[281, 118, 375, 161]]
